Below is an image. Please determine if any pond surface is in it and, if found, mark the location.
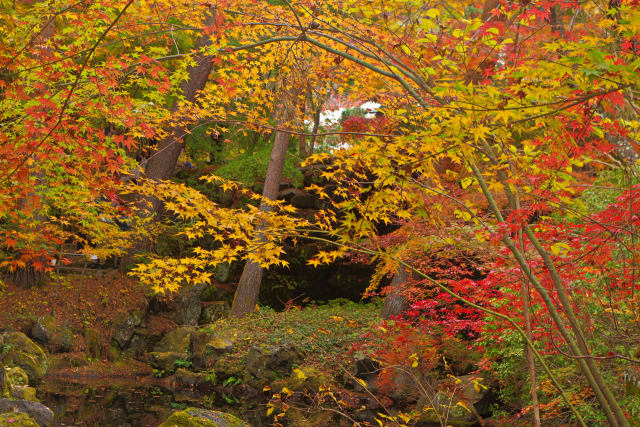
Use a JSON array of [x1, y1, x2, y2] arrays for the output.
[[39, 370, 265, 426]]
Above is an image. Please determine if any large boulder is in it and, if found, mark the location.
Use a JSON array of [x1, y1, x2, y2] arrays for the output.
[[0, 333, 48, 384], [30, 316, 72, 353], [352, 353, 380, 392], [388, 369, 426, 402], [174, 368, 212, 390], [456, 375, 496, 418], [0, 412, 39, 426], [149, 327, 197, 372], [10, 386, 38, 402], [111, 310, 143, 349], [127, 328, 163, 358], [246, 344, 299, 384], [154, 327, 195, 354], [190, 332, 233, 371], [273, 365, 330, 393], [176, 283, 206, 326], [0, 399, 53, 427], [148, 352, 188, 374], [204, 338, 233, 355], [159, 408, 248, 427], [83, 328, 102, 360]]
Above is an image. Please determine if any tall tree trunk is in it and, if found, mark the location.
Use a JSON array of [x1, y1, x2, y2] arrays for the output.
[[298, 85, 323, 159], [381, 267, 410, 319], [231, 121, 291, 317], [143, 7, 218, 211], [307, 103, 322, 157], [520, 267, 541, 427]]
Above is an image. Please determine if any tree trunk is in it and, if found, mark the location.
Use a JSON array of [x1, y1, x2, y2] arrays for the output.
[[143, 7, 218, 210], [521, 273, 541, 427], [11, 260, 46, 288], [231, 124, 291, 317], [381, 267, 410, 319], [307, 103, 322, 157], [230, 259, 264, 317]]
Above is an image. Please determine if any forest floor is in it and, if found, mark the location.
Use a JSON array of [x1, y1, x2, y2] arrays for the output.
[[0, 271, 384, 383], [0, 271, 149, 352]]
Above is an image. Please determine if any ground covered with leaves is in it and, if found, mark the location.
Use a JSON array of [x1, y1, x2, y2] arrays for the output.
[[199, 300, 381, 378], [0, 271, 149, 352]]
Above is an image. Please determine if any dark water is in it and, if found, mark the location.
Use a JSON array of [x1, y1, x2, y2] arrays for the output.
[[39, 373, 265, 427]]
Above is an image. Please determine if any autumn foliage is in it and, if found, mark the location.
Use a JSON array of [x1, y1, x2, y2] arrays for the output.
[[2, 0, 640, 425]]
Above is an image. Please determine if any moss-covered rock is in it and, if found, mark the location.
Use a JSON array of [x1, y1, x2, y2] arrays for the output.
[[174, 368, 213, 390], [176, 284, 206, 326], [0, 333, 48, 384], [6, 368, 28, 386], [10, 386, 37, 402], [149, 352, 188, 374], [30, 316, 72, 353], [190, 332, 233, 371], [111, 310, 143, 349], [0, 368, 10, 399], [83, 328, 102, 360], [189, 331, 214, 371], [0, 399, 53, 426], [0, 412, 39, 427], [205, 338, 233, 354], [212, 358, 244, 382], [272, 365, 330, 393], [158, 408, 248, 427], [154, 327, 195, 354], [245, 344, 299, 386]]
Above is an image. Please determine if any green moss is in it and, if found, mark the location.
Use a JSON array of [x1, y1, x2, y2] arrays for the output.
[[273, 365, 330, 392], [10, 385, 38, 402], [198, 301, 380, 377], [154, 327, 194, 354], [6, 367, 28, 386], [0, 368, 10, 399], [158, 408, 248, 427], [83, 327, 103, 360], [214, 140, 303, 189], [149, 352, 188, 374], [0, 413, 38, 427], [0, 333, 48, 384]]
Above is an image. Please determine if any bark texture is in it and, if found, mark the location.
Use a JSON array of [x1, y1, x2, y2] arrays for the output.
[[144, 7, 218, 198], [381, 267, 410, 319], [231, 126, 291, 317]]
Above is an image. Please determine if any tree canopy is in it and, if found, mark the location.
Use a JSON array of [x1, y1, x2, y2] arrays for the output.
[[1, 0, 640, 425]]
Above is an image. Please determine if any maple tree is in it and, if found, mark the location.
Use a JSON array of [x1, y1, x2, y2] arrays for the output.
[[2, 0, 640, 424], [141, 0, 637, 423]]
